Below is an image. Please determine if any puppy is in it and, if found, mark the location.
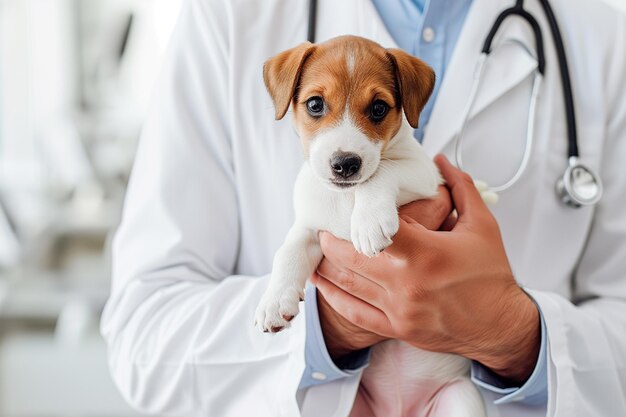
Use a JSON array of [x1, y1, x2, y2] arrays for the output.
[[256, 36, 486, 417]]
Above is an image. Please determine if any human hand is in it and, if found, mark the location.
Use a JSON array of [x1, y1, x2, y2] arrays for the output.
[[313, 155, 540, 384], [313, 185, 453, 361]]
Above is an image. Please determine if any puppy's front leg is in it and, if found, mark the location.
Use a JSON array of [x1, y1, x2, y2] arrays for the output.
[[255, 225, 322, 332], [351, 164, 400, 257]]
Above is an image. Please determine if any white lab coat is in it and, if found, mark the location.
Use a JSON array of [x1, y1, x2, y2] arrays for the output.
[[100, 0, 626, 416]]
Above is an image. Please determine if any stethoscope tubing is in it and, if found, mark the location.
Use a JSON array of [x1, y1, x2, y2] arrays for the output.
[[454, 0, 601, 205], [536, 0, 578, 159], [455, 53, 543, 193], [308, 0, 317, 43]]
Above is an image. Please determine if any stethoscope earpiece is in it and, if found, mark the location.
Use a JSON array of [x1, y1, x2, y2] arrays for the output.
[[555, 157, 602, 208]]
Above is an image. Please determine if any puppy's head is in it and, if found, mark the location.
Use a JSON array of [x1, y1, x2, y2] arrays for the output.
[[264, 35, 435, 191]]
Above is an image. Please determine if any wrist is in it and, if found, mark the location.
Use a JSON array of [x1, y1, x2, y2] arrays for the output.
[[475, 286, 541, 384], [318, 301, 366, 360], [317, 292, 384, 361], [324, 330, 358, 360]]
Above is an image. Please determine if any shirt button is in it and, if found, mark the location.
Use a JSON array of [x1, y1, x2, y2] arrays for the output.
[[311, 371, 327, 381], [423, 27, 436, 43]]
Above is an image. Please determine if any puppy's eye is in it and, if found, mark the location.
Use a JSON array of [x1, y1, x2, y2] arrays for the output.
[[306, 97, 325, 117], [370, 100, 389, 121]]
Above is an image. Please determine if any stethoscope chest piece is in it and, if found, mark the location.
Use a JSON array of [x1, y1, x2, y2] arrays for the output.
[[556, 157, 602, 208]]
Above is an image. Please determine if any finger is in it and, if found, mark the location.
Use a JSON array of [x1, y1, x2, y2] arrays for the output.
[[312, 272, 392, 337], [434, 154, 488, 224], [319, 231, 410, 287], [319, 231, 378, 278], [440, 210, 458, 231], [398, 185, 453, 231], [317, 258, 387, 309]]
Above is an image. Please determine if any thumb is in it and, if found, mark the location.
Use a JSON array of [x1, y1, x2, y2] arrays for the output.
[[434, 154, 488, 225]]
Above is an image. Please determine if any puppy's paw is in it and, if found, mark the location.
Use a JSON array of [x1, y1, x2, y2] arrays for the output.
[[350, 204, 399, 257], [254, 283, 303, 333]]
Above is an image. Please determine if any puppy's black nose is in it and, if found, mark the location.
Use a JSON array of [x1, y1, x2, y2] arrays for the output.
[[330, 153, 362, 179]]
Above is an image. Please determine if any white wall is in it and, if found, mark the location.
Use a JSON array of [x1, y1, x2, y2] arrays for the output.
[[0, 333, 142, 417], [0, 0, 77, 191], [602, 0, 626, 11]]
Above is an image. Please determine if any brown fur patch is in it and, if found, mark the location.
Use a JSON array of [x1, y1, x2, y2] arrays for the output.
[[263, 36, 435, 154], [263, 42, 316, 120]]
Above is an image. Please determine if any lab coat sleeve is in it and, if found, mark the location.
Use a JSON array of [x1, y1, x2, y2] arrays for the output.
[[470, 310, 548, 405], [526, 13, 626, 416], [100, 0, 305, 415], [300, 283, 371, 389]]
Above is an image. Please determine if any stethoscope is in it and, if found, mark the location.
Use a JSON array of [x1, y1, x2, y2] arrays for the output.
[[306, 0, 602, 208]]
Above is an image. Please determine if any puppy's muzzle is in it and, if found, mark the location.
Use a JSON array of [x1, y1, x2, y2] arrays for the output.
[[331, 152, 362, 180]]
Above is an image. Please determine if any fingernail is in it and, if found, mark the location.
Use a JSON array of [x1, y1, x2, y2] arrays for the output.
[[434, 154, 448, 168], [437, 154, 450, 165]]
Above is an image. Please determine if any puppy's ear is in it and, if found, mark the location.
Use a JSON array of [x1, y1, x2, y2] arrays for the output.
[[385, 49, 435, 128], [263, 42, 316, 120]]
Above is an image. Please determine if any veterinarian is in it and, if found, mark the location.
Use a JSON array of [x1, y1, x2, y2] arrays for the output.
[[101, 0, 626, 416]]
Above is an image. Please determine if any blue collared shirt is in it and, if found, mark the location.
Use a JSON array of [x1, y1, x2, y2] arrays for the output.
[[299, 0, 548, 406], [373, 0, 473, 141]]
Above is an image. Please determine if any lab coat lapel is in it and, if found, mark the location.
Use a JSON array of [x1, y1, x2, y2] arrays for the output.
[[314, 0, 398, 48], [422, 0, 538, 156]]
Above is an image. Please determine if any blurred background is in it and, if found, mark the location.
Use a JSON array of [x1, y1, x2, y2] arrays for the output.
[[0, 0, 625, 416], [0, 0, 182, 415]]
